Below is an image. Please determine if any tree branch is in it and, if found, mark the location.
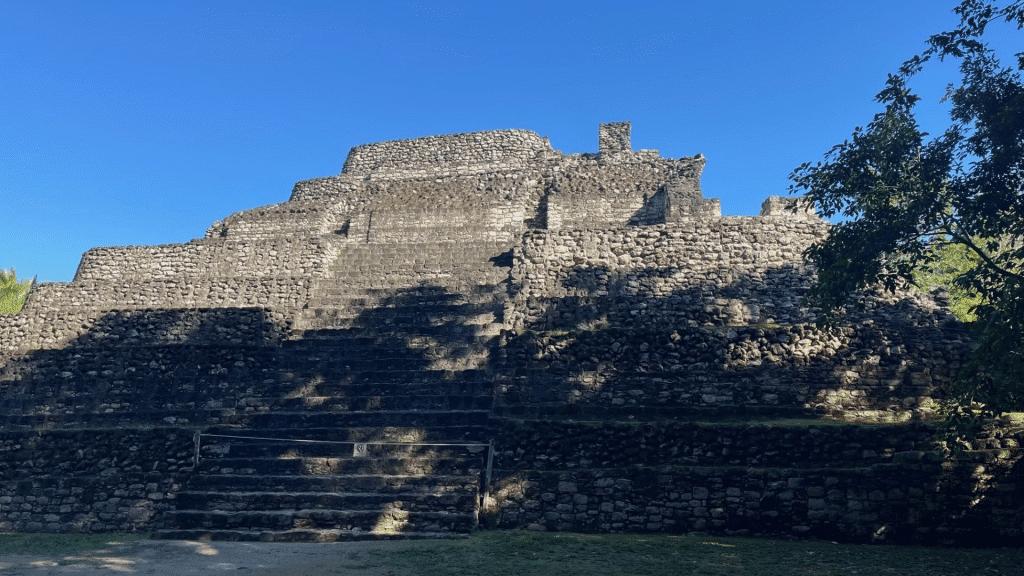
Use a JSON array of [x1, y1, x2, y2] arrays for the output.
[[944, 228, 1024, 282]]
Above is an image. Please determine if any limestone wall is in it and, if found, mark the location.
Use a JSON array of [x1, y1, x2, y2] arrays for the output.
[[502, 217, 968, 422], [484, 420, 1023, 544], [0, 428, 194, 533], [341, 129, 556, 179], [288, 175, 366, 204], [510, 219, 830, 330], [494, 320, 969, 422], [360, 173, 545, 243], [545, 155, 706, 230], [0, 308, 289, 354], [0, 340, 279, 429], [204, 201, 349, 241], [73, 238, 340, 283], [1, 120, 1012, 542], [19, 279, 313, 315], [598, 121, 631, 155]]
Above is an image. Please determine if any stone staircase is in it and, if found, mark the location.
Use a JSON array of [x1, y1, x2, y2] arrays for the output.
[[299, 240, 512, 333], [155, 429, 486, 541], [153, 239, 512, 541]]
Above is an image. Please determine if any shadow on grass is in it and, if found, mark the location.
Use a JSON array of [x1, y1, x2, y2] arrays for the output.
[[364, 531, 1024, 576]]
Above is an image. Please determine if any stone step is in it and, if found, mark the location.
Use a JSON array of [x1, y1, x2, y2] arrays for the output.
[[221, 409, 491, 431], [0, 391, 491, 417], [186, 474, 480, 494], [311, 282, 503, 295], [291, 321, 503, 337], [315, 290, 506, 303], [159, 508, 476, 533], [277, 340, 495, 357], [326, 261, 505, 273], [200, 440, 487, 460], [334, 243, 509, 255], [309, 287, 506, 300], [199, 456, 482, 477], [0, 409, 223, 428], [299, 304, 503, 320], [280, 360, 489, 373], [272, 356, 489, 372], [317, 279, 508, 292], [489, 403, 821, 421], [173, 490, 478, 514], [330, 251, 509, 264], [283, 332, 496, 347], [239, 395, 493, 412], [151, 528, 466, 542], [314, 280, 508, 293], [254, 380, 493, 398], [324, 255, 506, 267], [296, 312, 500, 329], [272, 368, 492, 382], [334, 243, 510, 254], [0, 409, 492, 429], [301, 298, 503, 310], [200, 425, 490, 444], [270, 355, 493, 371]]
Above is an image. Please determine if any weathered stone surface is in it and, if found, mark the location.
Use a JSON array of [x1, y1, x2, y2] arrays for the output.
[[0, 122, 1019, 544]]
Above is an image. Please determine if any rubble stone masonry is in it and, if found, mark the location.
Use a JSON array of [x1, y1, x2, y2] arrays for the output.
[[0, 122, 1019, 543]]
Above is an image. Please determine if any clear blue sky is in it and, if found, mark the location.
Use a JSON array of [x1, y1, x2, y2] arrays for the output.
[[2, 1, 1019, 283]]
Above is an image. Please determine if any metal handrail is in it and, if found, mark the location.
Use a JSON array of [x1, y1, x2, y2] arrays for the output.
[[192, 431, 487, 467]]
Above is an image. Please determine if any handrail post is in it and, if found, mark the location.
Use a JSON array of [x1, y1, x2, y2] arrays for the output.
[[481, 439, 495, 512], [193, 430, 201, 468]]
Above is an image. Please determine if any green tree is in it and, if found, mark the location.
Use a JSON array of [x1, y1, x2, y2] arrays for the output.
[[0, 268, 35, 314], [788, 0, 1024, 422], [914, 238, 984, 322]]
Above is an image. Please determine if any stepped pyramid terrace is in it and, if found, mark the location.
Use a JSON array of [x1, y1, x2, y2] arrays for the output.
[[0, 122, 1021, 544]]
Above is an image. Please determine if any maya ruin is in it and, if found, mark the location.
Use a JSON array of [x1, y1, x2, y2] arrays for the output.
[[0, 122, 1021, 544]]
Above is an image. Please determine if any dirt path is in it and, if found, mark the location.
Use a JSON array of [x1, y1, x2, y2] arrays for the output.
[[0, 538, 436, 576]]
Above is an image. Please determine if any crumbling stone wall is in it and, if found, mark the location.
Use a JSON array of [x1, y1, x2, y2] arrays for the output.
[[665, 158, 719, 221], [204, 201, 350, 241], [0, 342, 281, 430], [358, 172, 546, 243], [341, 129, 556, 179], [598, 121, 631, 156], [0, 428, 194, 533], [502, 215, 968, 421], [759, 195, 817, 220], [485, 420, 1022, 544], [0, 308, 289, 354], [493, 321, 969, 423], [545, 155, 705, 229], [217, 124, 707, 243], [0, 120, 1016, 542], [20, 279, 314, 315], [73, 238, 340, 283], [510, 219, 830, 330]]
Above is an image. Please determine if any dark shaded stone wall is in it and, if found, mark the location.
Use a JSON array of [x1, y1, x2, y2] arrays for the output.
[[493, 323, 970, 422], [0, 308, 289, 355], [486, 420, 1024, 545], [0, 428, 194, 533], [511, 219, 827, 330]]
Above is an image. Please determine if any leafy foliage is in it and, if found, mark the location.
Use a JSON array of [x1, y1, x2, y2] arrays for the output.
[[789, 0, 1024, 418], [914, 238, 984, 322], [0, 268, 35, 314]]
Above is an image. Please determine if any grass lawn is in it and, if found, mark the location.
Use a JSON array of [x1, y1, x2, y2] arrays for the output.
[[358, 531, 1023, 576], [0, 531, 1021, 576], [0, 531, 147, 556]]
